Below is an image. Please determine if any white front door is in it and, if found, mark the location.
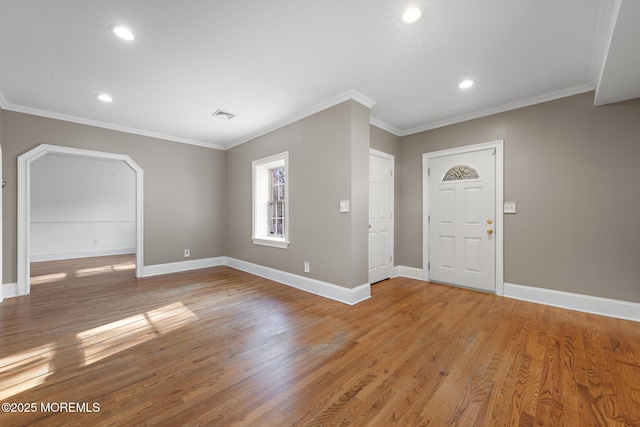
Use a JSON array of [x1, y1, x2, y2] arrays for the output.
[[368, 150, 394, 284], [428, 148, 496, 291]]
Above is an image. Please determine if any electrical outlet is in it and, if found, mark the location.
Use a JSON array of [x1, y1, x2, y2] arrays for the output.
[[504, 201, 517, 214], [304, 261, 310, 273], [184, 249, 190, 258]]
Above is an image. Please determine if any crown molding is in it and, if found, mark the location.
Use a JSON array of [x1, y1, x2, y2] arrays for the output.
[[2, 88, 377, 152], [3, 85, 598, 149], [399, 84, 595, 137], [370, 117, 401, 136], [2, 87, 386, 146], [348, 89, 377, 109], [0, 93, 225, 151], [224, 89, 377, 150]]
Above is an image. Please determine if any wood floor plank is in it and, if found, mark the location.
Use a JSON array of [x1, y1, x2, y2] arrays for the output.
[[1, 255, 639, 426]]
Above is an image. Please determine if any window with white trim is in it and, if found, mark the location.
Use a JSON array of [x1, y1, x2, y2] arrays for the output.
[[252, 152, 289, 248]]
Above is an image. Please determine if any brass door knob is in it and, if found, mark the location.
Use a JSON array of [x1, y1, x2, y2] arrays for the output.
[[487, 219, 493, 224], [487, 229, 494, 235]]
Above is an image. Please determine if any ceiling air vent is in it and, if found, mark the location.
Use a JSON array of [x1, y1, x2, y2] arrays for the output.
[[212, 109, 236, 120]]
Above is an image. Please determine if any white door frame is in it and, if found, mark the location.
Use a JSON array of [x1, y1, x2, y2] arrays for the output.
[[17, 144, 144, 296], [422, 140, 504, 295], [369, 148, 394, 283]]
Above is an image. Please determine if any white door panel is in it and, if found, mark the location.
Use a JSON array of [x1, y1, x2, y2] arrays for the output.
[[439, 236, 455, 269], [429, 148, 495, 291], [463, 237, 482, 273], [440, 189, 455, 223], [464, 187, 482, 225]]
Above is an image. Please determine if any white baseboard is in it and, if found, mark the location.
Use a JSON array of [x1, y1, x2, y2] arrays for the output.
[[30, 247, 136, 262], [393, 265, 423, 280], [3, 256, 370, 305], [133, 255, 372, 305], [1, 283, 19, 300], [141, 257, 225, 277], [224, 257, 370, 305], [504, 282, 640, 322], [4, 258, 638, 320]]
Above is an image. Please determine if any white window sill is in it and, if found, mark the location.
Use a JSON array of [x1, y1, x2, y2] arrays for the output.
[[252, 236, 289, 249]]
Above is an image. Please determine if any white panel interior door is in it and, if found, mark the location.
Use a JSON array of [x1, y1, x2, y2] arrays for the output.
[[429, 148, 495, 291], [368, 152, 393, 284]]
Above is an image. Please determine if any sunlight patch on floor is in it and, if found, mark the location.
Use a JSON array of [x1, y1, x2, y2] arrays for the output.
[[0, 303, 197, 400], [75, 265, 114, 277], [29, 272, 68, 285], [0, 343, 55, 400], [76, 302, 198, 367], [31, 260, 136, 283], [112, 261, 135, 271], [74, 261, 135, 277]]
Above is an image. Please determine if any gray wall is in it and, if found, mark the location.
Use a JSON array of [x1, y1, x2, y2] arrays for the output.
[[3, 91, 638, 304], [226, 100, 370, 289], [348, 101, 371, 287], [397, 92, 640, 303], [370, 125, 399, 157], [1, 110, 226, 283]]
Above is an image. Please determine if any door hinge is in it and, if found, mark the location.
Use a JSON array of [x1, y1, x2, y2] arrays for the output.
[[428, 168, 430, 176], [428, 215, 430, 224], [390, 255, 393, 262], [390, 169, 393, 177], [492, 148, 496, 155], [428, 262, 430, 270], [390, 212, 393, 219]]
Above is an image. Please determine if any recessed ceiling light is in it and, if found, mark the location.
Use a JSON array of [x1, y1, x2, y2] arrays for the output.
[[458, 80, 474, 89], [96, 93, 113, 103], [112, 26, 135, 41], [403, 7, 422, 23]]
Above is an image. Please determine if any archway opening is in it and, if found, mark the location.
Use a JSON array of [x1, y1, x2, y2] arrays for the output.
[[17, 144, 144, 296]]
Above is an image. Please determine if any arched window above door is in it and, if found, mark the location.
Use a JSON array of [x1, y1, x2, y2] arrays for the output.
[[442, 165, 479, 181]]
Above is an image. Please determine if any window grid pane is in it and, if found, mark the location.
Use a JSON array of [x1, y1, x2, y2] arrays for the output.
[[269, 202, 285, 236], [269, 166, 286, 236]]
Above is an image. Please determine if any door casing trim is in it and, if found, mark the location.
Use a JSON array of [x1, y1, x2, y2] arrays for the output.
[[422, 140, 504, 295]]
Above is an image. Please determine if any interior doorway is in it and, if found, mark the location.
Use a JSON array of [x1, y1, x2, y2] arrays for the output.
[[17, 144, 144, 296], [368, 149, 394, 284]]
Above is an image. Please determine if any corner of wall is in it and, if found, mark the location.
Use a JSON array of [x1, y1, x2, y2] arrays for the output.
[[349, 100, 371, 288]]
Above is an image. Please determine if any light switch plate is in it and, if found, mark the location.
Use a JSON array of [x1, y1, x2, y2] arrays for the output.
[[504, 201, 517, 214], [339, 200, 350, 213]]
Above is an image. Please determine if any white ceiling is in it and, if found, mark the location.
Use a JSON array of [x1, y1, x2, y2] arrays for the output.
[[0, 0, 637, 150]]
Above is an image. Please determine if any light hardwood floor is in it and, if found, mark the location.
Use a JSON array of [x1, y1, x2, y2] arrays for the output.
[[0, 255, 639, 426]]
